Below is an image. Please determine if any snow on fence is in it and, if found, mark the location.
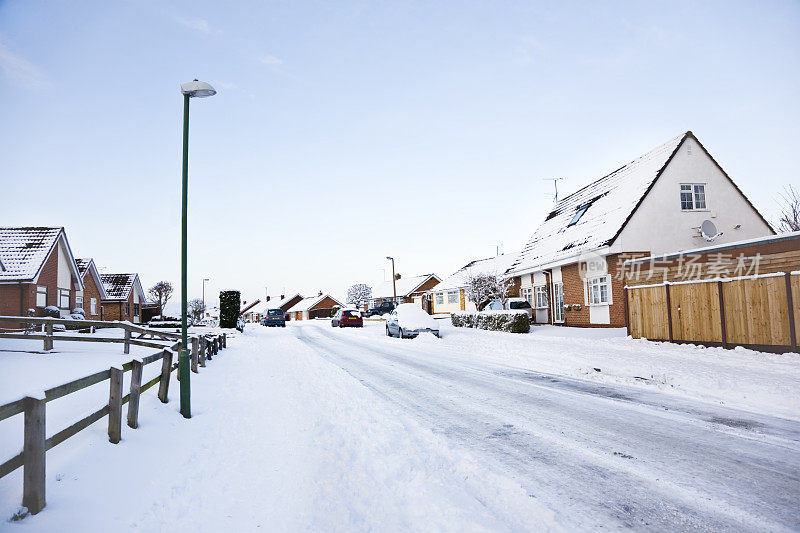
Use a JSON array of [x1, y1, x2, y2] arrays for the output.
[[625, 272, 799, 353], [0, 316, 227, 516]]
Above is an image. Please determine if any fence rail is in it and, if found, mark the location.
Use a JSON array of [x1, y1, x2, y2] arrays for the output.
[[0, 315, 228, 516], [626, 272, 799, 353]]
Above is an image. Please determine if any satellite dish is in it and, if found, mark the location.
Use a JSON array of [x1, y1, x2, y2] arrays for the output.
[[699, 220, 722, 242]]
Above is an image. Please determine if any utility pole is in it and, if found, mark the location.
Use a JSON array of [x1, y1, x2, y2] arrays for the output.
[[202, 278, 209, 311]]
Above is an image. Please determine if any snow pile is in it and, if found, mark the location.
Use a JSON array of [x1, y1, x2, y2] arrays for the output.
[[394, 303, 438, 330]]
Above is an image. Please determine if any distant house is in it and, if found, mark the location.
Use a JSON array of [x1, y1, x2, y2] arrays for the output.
[[507, 131, 774, 327], [241, 298, 263, 323], [263, 293, 304, 318], [287, 293, 343, 321], [75, 258, 108, 319], [430, 255, 518, 314], [370, 274, 441, 310], [101, 273, 148, 323], [0, 227, 84, 318]]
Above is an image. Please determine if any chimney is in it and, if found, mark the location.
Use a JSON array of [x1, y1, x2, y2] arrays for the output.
[[266, 296, 271, 302], [318, 290, 323, 297], [280, 294, 285, 300]]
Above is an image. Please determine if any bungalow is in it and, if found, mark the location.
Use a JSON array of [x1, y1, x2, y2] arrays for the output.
[[263, 293, 304, 319], [0, 227, 84, 319], [507, 131, 774, 327], [430, 254, 518, 314], [370, 274, 441, 311], [100, 273, 148, 323], [75, 258, 109, 319], [287, 293, 343, 321]]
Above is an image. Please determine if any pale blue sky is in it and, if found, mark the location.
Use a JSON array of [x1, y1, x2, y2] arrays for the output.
[[1, 0, 798, 306]]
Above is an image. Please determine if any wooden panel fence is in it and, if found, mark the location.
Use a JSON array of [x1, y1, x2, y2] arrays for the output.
[[626, 272, 799, 353], [0, 316, 227, 516]]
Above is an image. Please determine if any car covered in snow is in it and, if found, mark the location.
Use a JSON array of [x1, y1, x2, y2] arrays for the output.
[[385, 303, 440, 338], [332, 308, 363, 328], [261, 308, 286, 327]]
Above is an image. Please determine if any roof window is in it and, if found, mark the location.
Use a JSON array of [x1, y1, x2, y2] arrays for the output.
[[567, 204, 590, 227]]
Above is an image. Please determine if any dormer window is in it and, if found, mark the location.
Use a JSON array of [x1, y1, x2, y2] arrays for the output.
[[680, 183, 706, 210], [568, 204, 590, 227]]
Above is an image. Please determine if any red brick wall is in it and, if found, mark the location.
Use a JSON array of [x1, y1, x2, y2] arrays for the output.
[[81, 273, 103, 318], [0, 284, 30, 317]]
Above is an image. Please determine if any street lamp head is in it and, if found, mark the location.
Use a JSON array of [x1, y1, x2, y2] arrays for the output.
[[386, 256, 393, 261], [180, 79, 216, 98]]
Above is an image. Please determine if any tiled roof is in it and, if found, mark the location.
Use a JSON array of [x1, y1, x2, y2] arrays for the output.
[[76, 258, 91, 276], [372, 274, 440, 299], [509, 132, 687, 274], [434, 254, 518, 292], [287, 294, 343, 313], [0, 227, 63, 281], [101, 273, 137, 300]]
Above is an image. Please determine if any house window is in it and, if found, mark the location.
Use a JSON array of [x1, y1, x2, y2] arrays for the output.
[[447, 291, 459, 304], [436, 293, 444, 305], [587, 276, 610, 305], [134, 303, 140, 316], [90, 298, 97, 315], [534, 286, 548, 309], [125, 302, 130, 316], [680, 184, 706, 210], [568, 204, 590, 227], [59, 288, 70, 309], [553, 283, 564, 322], [36, 286, 47, 307], [76, 293, 84, 309], [521, 287, 533, 306]]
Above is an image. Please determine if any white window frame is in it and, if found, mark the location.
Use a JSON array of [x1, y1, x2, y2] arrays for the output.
[[680, 183, 707, 211], [58, 288, 70, 309], [435, 292, 444, 305], [36, 286, 47, 307], [534, 286, 548, 309], [75, 294, 83, 309], [553, 283, 564, 322], [447, 291, 459, 304], [586, 276, 611, 306], [90, 297, 97, 315], [521, 287, 533, 306]]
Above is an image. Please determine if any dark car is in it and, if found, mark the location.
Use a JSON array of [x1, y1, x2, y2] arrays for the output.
[[332, 308, 363, 328], [262, 308, 286, 327], [365, 301, 396, 317]]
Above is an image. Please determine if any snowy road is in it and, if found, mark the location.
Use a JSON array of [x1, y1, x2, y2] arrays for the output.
[[294, 321, 800, 532]]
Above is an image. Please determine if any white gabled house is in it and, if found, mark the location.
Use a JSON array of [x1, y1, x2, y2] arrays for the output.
[[508, 131, 774, 327]]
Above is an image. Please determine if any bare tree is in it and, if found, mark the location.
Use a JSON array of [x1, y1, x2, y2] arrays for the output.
[[188, 298, 206, 324], [778, 185, 800, 232], [148, 281, 174, 316], [346, 283, 372, 308], [465, 272, 513, 311]]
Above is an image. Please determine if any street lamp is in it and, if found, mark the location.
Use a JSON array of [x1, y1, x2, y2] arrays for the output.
[[386, 256, 397, 303], [202, 278, 210, 310], [179, 79, 216, 419]]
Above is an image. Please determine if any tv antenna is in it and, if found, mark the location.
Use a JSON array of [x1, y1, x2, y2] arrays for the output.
[[543, 178, 563, 203]]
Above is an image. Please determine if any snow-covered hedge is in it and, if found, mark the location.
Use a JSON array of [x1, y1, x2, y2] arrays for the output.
[[451, 311, 530, 333], [219, 290, 241, 329]]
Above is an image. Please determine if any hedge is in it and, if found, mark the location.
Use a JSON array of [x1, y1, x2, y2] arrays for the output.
[[451, 311, 530, 333], [219, 290, 241, 329]]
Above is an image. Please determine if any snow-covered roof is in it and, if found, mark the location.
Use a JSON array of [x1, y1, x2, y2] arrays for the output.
[[76, 258, 90, 276], [76, 258, 109, 299], [372, 274, 441, 299], [509, 133, 688, 275], [101, 273, 145, 302], [433, 254, 518, 292], [0, 227, 82, 288], [263, 293, 302, 312], [287, 294, 343, 313]]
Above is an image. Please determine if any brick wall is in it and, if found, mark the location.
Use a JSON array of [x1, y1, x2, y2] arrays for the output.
[[81, 273, 103, 318], [0, 284, 30, 317]]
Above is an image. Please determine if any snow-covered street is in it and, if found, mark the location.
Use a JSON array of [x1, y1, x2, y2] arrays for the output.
[[1, 321, 799, 531]]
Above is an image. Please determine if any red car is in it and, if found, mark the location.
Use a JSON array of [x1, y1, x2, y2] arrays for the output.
[[332, 308, 363, 327]]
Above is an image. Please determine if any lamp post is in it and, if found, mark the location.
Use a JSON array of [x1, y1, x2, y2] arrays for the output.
[[386, 256, 397, 303], [202, 278, 210, 310], [179, 79, 216, 419]]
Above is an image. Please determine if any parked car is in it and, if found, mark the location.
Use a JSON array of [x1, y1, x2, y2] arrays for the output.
[[365, 301, 396, 317], [262, 308, 286, 327], [486, 297, 533, 321], [386, 303, 440, 338], [332, 308, 363, 328]]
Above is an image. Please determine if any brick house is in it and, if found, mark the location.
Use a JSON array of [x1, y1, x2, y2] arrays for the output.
[[429, 255, 518, 314], [507, 131, 774, 327], [263, 293, 304, 320], [369, 274, 441, 311], [287, 293, 343, 321], [0, 227, 84, 320], [75, 258, 108, 320], [100, 273, 147, 323]]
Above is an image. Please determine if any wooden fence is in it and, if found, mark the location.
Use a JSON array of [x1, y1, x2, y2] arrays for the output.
[[0, 316, 227, 515], [626, 272, 799, 353]]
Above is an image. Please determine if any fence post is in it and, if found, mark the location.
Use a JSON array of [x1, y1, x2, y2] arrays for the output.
[[44, 322, 53, 351], [191, 337, 199, 374], [108, 366, 123, 444], [123, 329, 131, 355], [717, 281, 728, 350], [623, 287, 631, 337], [207, 337, 213, 361], [664, 284, 674, 342], [127, 359, 143, 429], [23, 395, 46, 514], [199, 336, 206, 367], [213, 336, 219, 355], [158, 350, 173, 403], [786, 273, 797, 349], [222, 333, 226, 349]]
